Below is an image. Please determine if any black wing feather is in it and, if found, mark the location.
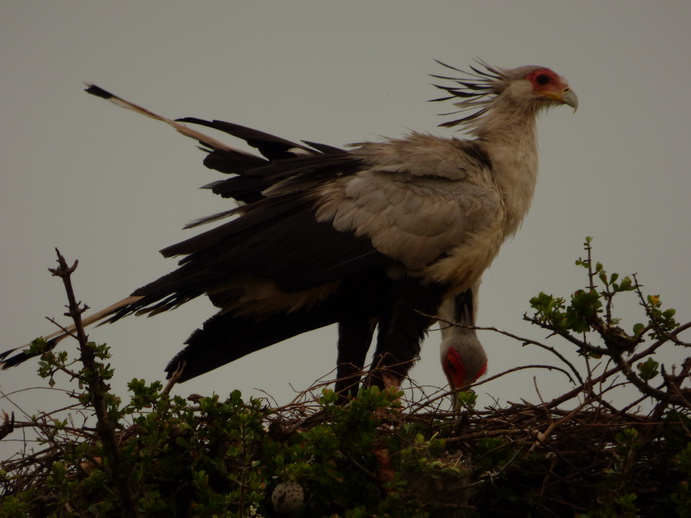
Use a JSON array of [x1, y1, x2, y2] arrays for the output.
[[179, 118, 349, 205], [177, 117, 318, 159]]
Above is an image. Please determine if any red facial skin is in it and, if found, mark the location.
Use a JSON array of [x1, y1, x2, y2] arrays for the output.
[[525, 68, 572, 99], [443, 347, 487, 390]]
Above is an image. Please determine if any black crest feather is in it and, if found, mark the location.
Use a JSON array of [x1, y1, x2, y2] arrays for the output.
[[429, 60, 507, 129]]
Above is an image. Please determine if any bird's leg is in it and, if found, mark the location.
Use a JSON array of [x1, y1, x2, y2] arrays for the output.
[[366, 279, 446, 391], [335, 318, 377, 399]]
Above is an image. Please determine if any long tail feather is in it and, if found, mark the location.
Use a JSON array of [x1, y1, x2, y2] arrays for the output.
[[0, 295, 143, 369], [84, 84, 254, 158]]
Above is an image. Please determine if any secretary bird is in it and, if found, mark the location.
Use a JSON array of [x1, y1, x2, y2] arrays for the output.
[[1, 61, 576, 396]]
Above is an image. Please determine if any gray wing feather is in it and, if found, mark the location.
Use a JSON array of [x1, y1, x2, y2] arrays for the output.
[[314, 134, 503, 271]]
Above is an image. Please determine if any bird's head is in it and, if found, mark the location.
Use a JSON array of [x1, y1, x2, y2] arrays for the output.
[[440, 328, 488, 395], [431, 60, 578, 129], [503, 65, 578, 112]]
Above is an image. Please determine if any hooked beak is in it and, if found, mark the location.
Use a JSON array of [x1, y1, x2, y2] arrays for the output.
[[542, 88, 579, 112]]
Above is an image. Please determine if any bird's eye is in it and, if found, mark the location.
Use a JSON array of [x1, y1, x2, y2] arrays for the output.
[[536, 74, 551, 85]]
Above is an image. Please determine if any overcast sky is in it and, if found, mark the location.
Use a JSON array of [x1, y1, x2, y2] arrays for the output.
[[2, 2, 690, 458]]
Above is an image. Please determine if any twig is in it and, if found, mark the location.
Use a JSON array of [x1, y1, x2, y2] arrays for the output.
[[408, 363, 577, 416], [473, 323, 585, 385], [49, 249, 139, 518]]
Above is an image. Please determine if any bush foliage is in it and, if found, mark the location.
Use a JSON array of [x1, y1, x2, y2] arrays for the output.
[[1, 240, 689, 517]]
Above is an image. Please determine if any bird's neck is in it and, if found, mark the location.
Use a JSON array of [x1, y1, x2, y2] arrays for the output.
[[475, 102, 540, 238]]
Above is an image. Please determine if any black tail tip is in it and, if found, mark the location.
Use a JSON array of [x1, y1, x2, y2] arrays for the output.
[[84, 83, 114, 100], [0, 337, 59, 370]]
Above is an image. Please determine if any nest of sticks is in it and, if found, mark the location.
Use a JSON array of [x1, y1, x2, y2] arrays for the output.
[[1, 348, 689, 517], [1, 248, 689, 516]]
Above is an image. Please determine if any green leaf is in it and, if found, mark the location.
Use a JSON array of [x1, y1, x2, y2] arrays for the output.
[[618, 276, 633, 291], [599, 271, 608, 284], [636, 357, 659, 381], [454, 390, 478, 410], [632, 323, 646, 337]]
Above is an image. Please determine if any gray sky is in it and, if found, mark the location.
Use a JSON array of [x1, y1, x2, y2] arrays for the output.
[[2, 2, 690, 458]]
